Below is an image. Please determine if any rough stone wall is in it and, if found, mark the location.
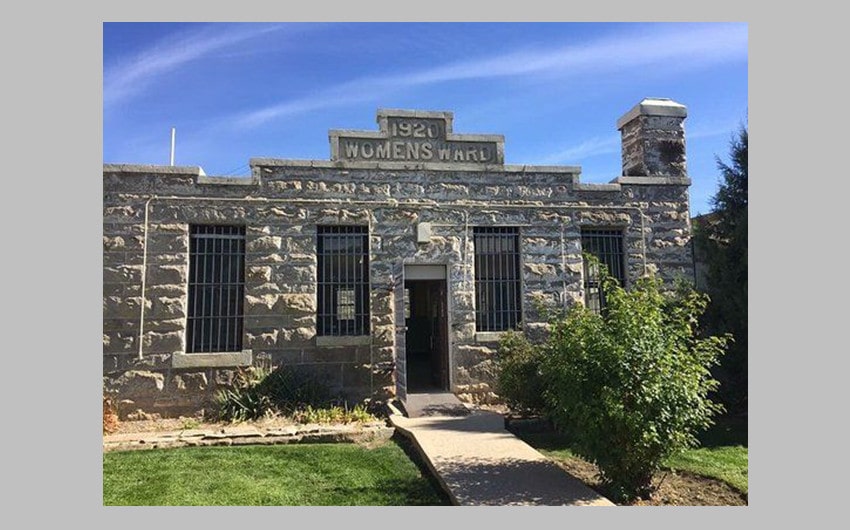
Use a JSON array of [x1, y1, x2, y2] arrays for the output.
[[103, 162, 693, 416], [621, 115, 687, 178]]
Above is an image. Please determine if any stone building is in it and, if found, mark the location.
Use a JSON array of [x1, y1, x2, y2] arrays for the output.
[[103, 97, 694, 418]]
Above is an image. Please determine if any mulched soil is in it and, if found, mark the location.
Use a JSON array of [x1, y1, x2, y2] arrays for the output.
[[550, 450, 747, 506]]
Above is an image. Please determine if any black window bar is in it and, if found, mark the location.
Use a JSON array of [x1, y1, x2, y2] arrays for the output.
[[187, 225, 245, 353], [317, 225, 370, 336], [581, 229, 625, 314], [473, 227, 522, 332]]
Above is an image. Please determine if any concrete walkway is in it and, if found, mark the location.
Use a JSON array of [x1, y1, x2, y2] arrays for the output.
[[390, 405, 613, 506]]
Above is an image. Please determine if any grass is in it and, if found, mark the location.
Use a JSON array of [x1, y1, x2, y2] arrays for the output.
[[512, 415, 748, 495], [103, 438, 449, 506], [664, 446, 748, 494]]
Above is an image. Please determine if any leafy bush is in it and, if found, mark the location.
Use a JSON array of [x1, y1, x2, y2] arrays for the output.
[[496, 329, 546, 416], [494, 263, 730, 502], [539, 272, 729, 501]]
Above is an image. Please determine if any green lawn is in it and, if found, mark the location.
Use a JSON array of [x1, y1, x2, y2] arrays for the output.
[[103, 439, 449, 506], [664, 446, 747, 494], [512, 416, 748, 495]]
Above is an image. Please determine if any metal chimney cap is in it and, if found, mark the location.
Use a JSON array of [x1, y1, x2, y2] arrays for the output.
[[617, 98, 687, 130]]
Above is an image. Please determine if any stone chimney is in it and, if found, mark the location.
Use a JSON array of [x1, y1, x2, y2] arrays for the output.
[[617, 98, 687, 178]]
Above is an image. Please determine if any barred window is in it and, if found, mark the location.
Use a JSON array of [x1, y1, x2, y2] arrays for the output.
[[187, 225, 245, 353], [317, 226, 370, 336], [581, 229, 625, 313], [473, 227, 522, 332]]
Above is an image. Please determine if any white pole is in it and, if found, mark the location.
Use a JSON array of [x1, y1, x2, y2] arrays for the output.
[[170, 127, 176, 166]]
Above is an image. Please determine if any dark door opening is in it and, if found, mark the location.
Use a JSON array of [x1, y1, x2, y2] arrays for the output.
[[404, 279, 448, 392]]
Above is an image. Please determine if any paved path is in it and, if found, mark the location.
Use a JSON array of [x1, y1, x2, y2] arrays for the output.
[[390, 406, 613, 506]]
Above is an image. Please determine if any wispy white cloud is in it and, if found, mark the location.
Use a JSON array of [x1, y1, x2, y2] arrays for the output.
[[539, 117, 746, 167], [234, 23, 747, 128], [104, 23, 283, 108], [540, 135, 621, 165]]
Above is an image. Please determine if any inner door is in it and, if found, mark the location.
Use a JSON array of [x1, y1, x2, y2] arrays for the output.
[[405, 277, 449, 392]]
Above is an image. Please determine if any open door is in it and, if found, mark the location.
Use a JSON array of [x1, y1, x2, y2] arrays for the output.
[[433, 280, 449, 390], [393, 261, 407, 404]]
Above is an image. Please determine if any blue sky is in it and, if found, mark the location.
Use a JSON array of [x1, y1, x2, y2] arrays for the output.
[[103, 22, 747, 216]]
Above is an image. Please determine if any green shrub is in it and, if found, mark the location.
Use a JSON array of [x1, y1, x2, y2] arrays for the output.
[[528, 269, 729, 502], [496, 329, 546, 416]]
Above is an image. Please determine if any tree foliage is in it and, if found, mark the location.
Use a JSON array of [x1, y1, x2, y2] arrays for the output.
[[497, 270, 729, 502], [694, 126, 748, 413]]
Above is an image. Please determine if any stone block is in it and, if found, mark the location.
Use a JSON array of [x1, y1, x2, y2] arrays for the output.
[[103, 236, 125, 251], [314, 208, 371, 224], [104, 370, 165, 398], [149, 296, 186, 319], [149, 223, 188, 233], [524, 262, 557, 277], [468, 359, 498, 385], [170, 372, 208, 392], [279, 293, 316, 315], [425, 182, 469, 199], [253, 206, 309, 222], [246, 266, 272, 283], [371, 324, 394, 346], [147, 264, 188, 286], [304, 347, 359, 364], [246, 330, 278, 349], [247, 235, 282, 252], [270, 265, 315, 285], [372, 346, 394, 363], [143, 330, 184, 353], [104, 296, 149, 319], [147, 232, 188, 253], [278, 326, 314, 347], [146, 284, 187, 297], [103, 331, 136, 354], [455, 344, 495, 365], [103, 205, 142, 223], [103, 283, 141, 298], [375, 208, 419, 224], [103, 265, 143, 284], [145, 318, 186, 332]]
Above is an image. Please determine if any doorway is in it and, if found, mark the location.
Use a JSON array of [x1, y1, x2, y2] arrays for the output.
[[404, 278, 449, 392]]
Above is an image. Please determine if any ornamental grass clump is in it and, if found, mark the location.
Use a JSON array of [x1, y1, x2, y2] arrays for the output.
[[215, 365, 331, 422]]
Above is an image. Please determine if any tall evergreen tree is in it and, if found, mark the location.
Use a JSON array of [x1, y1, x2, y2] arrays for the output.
[[694, 126, 748, 414]]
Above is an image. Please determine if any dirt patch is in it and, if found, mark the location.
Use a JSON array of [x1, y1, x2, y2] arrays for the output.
[[110, 414, 300, 435], [550, 454, 747, 506]]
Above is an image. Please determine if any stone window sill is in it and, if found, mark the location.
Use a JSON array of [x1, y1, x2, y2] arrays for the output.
[[315, 336, 371, 347], [475, 331, 509, 343], [172, 350, 253, 368]]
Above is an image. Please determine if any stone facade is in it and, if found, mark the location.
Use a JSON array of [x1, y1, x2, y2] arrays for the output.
[[103, 98, 694, 418]]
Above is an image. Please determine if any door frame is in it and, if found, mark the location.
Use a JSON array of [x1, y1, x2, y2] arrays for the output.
[[401, 262, 452, 393]]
